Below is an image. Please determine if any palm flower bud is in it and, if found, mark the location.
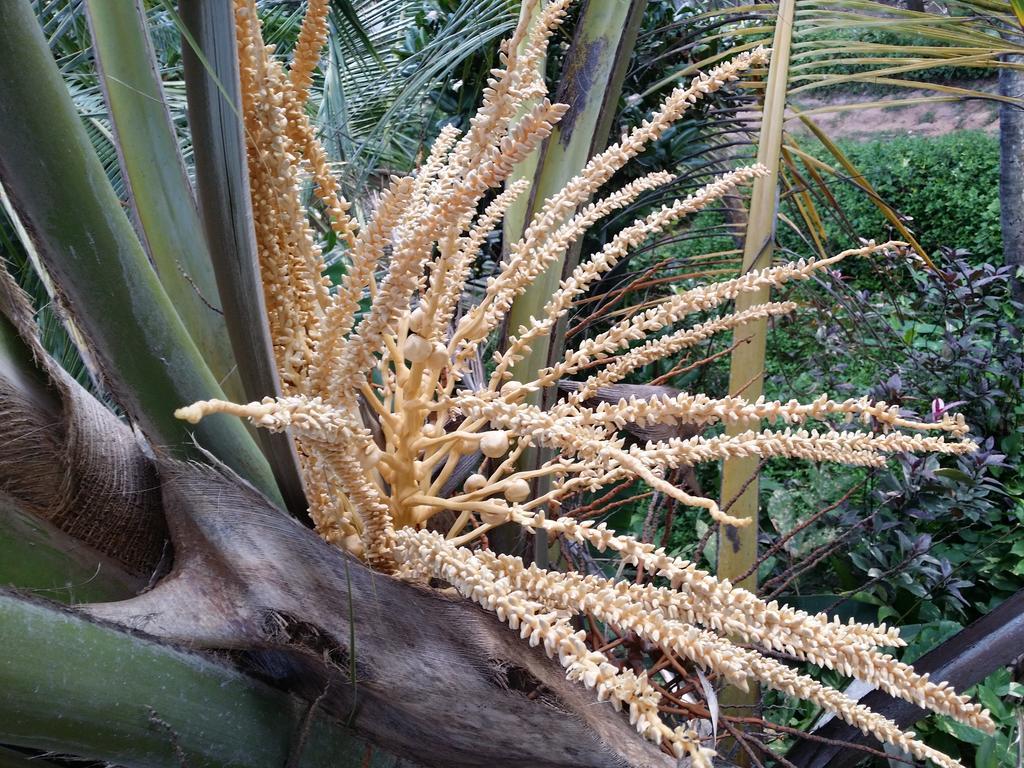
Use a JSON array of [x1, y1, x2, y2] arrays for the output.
[[503, 477, 531, 502], [479, 430, 510, 458], [408, 306, 428, 334], [479, 504, 511, 526], [359, 443, 383, 468], [428, 341, 448, 369], [342, 534, 364, 557], [463, 473, 488, 493], [403, 333, 432, 363]]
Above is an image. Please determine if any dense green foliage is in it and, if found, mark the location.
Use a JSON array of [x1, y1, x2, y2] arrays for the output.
[[606, 236, 1023, 764], [669, 131, 1003, 269], [759, 252, 1024, 765], [798, 131, 1002, 261]]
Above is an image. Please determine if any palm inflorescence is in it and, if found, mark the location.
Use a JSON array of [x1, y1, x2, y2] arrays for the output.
[[176, 2, 990, 764]]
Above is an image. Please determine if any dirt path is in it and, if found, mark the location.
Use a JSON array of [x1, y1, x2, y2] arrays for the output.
[[789, 79, 1001, 140]]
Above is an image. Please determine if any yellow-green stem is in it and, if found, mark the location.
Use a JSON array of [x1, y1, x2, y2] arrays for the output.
[[715, 0, 795, 744]]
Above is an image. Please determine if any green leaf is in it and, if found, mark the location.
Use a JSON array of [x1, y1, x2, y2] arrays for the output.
[[177, 0, 308, 516], [935, 468, 974, 482], [330, 0, 379, 61], [792, 111, 940, 271], [877, 604, 901, 624], [0, 0, 282, 505], [323, 0, 516, 183], [975, 680, 1011, 721], [899, 620, 963, 664], [1011, 0, 1024, 31], [84, 0, 243, 403], [0, 502, 139, 604], [974, 736, 997, 768], [934, 714, 987, 746], [0, 592, 388, 767]]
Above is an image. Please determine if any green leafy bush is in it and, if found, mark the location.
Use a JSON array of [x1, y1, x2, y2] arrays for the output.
[[753, 254, 1024, 766], [661, 133, 1002, 268], [798, 131, 1002, 261]]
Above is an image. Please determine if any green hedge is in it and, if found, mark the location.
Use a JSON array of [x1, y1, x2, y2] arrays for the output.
[[667, 132, 1001, 265], [801, 131, 1002, 261]]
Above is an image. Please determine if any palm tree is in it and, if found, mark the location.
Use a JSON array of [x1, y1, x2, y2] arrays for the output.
[[1, 2, 1022, 767]]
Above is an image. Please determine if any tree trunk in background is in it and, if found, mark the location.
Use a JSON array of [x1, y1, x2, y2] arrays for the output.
[[1000, 44, 1024, 301], [496, 0, 648, 561]]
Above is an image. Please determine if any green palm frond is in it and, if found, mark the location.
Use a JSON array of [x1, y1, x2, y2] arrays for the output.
[[650, 0, 1021, 93], [318, 0, 518, 189]]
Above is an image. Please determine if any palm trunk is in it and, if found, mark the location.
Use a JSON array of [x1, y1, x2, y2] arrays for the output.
[[0, 386, 682, 768], [999, 39, 1024, 301]]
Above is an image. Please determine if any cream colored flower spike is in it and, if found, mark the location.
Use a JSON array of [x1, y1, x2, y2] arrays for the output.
[[176, 2, 992, 764]]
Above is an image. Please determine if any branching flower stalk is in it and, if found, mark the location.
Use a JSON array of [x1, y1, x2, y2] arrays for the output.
[[175, 2, 992, 764]]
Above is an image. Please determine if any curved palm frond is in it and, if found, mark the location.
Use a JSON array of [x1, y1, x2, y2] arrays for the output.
[[317, 0, 518, 190]]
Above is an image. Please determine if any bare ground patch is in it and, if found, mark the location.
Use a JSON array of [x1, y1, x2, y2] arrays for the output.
[[787, 79, 1001, 140]]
